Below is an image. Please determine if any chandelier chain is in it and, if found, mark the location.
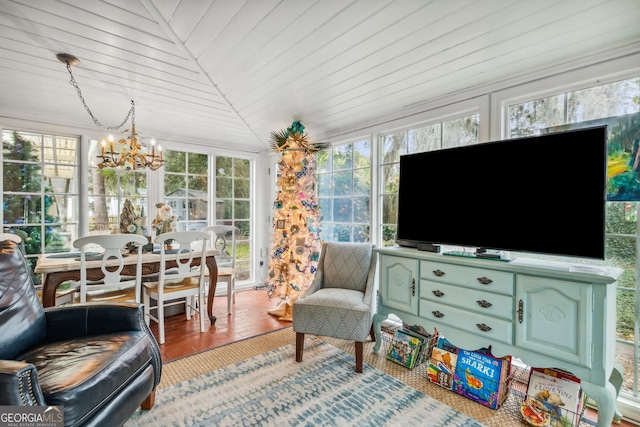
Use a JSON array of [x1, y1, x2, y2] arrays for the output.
[[65, 63, 134, 131]]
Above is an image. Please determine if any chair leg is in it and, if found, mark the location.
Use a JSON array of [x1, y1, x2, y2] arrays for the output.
[[185, 297, 192, 320], [158, 299, 165, 345], [355, 341, 364, 373], [199, 292, 206, 332], [143, 292, 151, 326], [232, 277, 236, 303], [295, 332, 305, 362], [141, 389, 156, 410], [369, 324, 376, 342], [226, 277, 232, 315]]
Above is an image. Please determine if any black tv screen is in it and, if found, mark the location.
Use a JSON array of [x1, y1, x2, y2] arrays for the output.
[[395, 126, 607, 259]]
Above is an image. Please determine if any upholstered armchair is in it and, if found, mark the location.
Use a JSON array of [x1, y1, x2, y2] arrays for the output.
[[292, 242, 377, 373], [0, 240, 162, 427]]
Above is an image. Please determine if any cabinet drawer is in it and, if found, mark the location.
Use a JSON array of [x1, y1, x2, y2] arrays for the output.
[[420, 300, 513, 345], [421, 261, 514, 295], [420, 280, 513, 320]]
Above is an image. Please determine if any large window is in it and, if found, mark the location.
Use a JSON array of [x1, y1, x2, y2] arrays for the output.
[[378, 115, 479, 246], [505, 76, 640, 398], [216, 156, 251, 281], [316, 139, 372, 242], [1, 130, 79, 276]]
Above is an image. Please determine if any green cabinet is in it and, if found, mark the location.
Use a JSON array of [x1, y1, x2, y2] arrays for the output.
[[372, 247, 621, 427]]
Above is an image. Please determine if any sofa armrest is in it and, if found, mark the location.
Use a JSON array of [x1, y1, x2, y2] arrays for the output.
[[0, 360, 46, 405], [43, 302, 145, 342]]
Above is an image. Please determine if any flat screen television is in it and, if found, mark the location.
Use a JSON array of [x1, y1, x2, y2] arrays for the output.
[[395, 125, 607, 259]]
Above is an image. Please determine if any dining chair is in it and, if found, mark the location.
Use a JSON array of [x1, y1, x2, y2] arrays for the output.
[[142, 230, 210, 344], [73, 234, 148, 303], [201, 225, 238, 315]]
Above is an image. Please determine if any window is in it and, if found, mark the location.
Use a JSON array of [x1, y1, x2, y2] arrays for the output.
[[316, 139, 371, 242], [505, 76, 640, 398], [1, 130, 79, 275], [378, 115, 479, 246], [216, 156, 251, 281], [88, 139, 147, 234], [164, 150, 209, 231]]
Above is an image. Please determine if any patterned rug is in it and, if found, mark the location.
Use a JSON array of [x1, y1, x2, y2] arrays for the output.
[[125, 337, 486, 427]]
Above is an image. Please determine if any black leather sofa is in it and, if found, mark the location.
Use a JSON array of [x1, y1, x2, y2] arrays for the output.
[[0, 240, 162, 426]]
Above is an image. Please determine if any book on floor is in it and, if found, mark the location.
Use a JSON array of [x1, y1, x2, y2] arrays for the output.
[[452, 347, 511, 409], [526, 367, 584, 427], [426, 336, 459, 390], [386, 328, 424, 369]]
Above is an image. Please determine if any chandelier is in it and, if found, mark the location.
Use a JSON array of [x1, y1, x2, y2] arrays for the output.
[[57, 53, 165, 170]]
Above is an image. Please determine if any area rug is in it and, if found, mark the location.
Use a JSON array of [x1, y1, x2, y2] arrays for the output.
[[125, 337, 486, 426]]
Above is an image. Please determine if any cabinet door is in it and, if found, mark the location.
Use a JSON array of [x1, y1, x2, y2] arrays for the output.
[[515, 275, 592, 367], [380, 255, 419, 315]]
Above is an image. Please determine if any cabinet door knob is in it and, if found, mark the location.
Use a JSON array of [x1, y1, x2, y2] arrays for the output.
[[411, 278, 415, 296], [432, 310, 444, 318], [432, 289, 444, 297], [476, 299, 492, 308], [476, 323, 492, 332], [477, 276, 493, 285], [432, 269, 445, 277]]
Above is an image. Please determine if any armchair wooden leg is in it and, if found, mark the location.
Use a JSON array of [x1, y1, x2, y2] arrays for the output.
[[369, 324, 376, 342], [296, 332, 305, 362], [355, 341, 363, 373], [141, 389, 156, 410]]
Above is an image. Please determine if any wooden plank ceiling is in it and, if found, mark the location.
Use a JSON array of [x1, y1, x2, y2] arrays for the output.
[[0, 0, 638, 152]]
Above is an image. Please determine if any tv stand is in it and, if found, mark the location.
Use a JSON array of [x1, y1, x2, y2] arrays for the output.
[[373, 247, 623, 427]]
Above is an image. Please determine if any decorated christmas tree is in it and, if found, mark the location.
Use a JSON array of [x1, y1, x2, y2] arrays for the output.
[[267, 121, 326, 321]]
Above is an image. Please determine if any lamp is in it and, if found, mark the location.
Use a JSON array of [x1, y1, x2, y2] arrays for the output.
[[57, 53, 165, 170]]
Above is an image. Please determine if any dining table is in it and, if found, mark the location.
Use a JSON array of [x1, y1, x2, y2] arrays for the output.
[[34, 247, 221, 324]]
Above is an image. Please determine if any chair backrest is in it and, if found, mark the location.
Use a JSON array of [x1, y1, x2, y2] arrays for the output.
[[201, 225, 238, 269], [73, 234, 149, 303], [0, 240, 45, 359], [318, 242, 375, 292], [154, 231, 209, 289]]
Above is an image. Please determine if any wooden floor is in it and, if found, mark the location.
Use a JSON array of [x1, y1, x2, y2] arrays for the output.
[[152, 289, 638, 427], [149, 288, 291, 361]]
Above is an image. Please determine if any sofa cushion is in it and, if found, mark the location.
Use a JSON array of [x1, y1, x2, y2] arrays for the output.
[[17, 331, 153, 426], [293, 288, 372, 341], [0, 240, 45, 360]]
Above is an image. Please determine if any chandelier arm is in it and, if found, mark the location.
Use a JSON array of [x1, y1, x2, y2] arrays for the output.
[[66, 63, 134, 131]]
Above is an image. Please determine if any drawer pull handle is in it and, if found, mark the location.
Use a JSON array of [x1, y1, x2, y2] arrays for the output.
[[432, 290, 445, 297], [477, 276, 493, 285], [476, 299, 492, 308], [411, 278, 415, 297], [476, 323, 492, 332], [432, 310, 444, 318], [432, 269, 445, 277]]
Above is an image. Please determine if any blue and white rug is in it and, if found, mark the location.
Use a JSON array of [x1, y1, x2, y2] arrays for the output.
[[126, 338, 486, 426]]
